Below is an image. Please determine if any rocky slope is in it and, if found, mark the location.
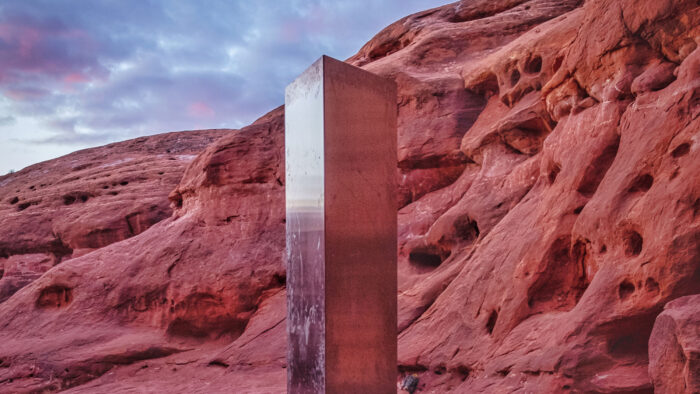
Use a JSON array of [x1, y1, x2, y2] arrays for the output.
[[0, 130, 225, 304], [0, 0, 699, 392]]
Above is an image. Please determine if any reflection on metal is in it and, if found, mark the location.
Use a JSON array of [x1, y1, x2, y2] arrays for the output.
[[286, 55, 397, 394]]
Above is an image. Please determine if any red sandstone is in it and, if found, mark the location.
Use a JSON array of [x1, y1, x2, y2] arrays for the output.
[[0, 0, 698, 392]]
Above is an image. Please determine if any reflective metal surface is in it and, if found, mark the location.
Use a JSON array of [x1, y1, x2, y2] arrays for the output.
[[286, 57, 326, 394], [286, 56, 397, 394]]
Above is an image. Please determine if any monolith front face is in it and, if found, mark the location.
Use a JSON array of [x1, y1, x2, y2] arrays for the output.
[[286, 56, 397, 394]]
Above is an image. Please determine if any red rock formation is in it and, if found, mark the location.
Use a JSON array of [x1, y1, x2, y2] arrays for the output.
[[0, 119, 285, 392], [649, 295, 700, 393], [0, 0, 698, 392], [0, 129, 225, 304]]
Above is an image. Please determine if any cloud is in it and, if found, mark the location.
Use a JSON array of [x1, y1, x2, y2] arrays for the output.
[[0, 115, 15, 126], [0, 0, 451, 173], [0, 10, 107, 86], [188, 102, 216, 118], [3, 86, 49, 100], [32, 129, 113, 146]]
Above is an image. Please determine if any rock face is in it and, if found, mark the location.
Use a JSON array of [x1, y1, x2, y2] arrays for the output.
[[0, 130, 225, 304], [0, 0, 698, 392], [649, 295, 700, 393], [0, 118, 286, 393]]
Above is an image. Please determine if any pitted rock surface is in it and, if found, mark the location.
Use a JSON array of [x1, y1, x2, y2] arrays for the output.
[[0, 0, 699, 392]]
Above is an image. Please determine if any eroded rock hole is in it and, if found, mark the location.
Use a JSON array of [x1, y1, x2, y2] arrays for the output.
[[627, 174, 653, 193], [63, 193, 90, 205], [548, 163, 561, 184], [510, 69, 521, 87], [623, 230, 643, 257], [552, 56, 564, 73], [604, 314, 657, 361], [125, 213, 141, 236], [644, 277, 660, 294], [454, 216, 479, 242], [609, 335, 642, 358], [171, 192, 183, 209], [496, 366, 511, 376], [452, 365, 470, 381], [409, 250, 448, 269], [17, 200, 39, 211], [571, 239, 592, 298], [36, 285, 73, 308], [573, 205, 584, 214], [671, 142, 690, 158], [577, 136, 620, 197], [528, 237, 589, 313], [8, 196, 18, 205], [471, 73, 499, 99], [501, 95, 511, 107], [223, 215, 239, 223], [433, 365, 446, 375], [208, 360, 229, 368], [524, 55, 542, 74], [0, 268, 4, 279], [165, 292, 248, 340], [271, 273, 286, 287], [486, 310, 498, 334], [618, 280, 635, 300], [501, 117, 551, 156], [50, 237, 73, 260]]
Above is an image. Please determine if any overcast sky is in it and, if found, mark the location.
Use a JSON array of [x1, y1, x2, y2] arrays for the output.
[[0, 0, 449, 174]]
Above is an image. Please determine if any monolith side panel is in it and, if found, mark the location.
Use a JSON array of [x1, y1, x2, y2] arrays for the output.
[[322, 56, 397, 394], [286, 57, 326, 394], [286, 55, 397, 394]]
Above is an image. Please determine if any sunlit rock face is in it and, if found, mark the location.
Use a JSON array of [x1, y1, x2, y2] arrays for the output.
[[0, 130, 225, 301], [0, 0, 698, 392]]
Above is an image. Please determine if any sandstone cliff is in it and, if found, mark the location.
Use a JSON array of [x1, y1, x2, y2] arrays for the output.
[[0, 0, 698, 392]]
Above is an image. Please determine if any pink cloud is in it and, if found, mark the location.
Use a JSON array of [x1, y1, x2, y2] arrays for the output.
[[277, 6, 330, 42], [0, 16, 105, 85], [187, 101, 215, 118], [4, 87, 49, 101], [63, 72, 89, 84], [279, 22, 302, 43]]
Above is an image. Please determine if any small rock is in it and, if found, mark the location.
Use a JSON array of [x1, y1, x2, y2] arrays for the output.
[[401, 374, 420, 393]]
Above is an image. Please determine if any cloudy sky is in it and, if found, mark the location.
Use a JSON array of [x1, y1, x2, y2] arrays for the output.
[[0, 0, 449, 174]]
